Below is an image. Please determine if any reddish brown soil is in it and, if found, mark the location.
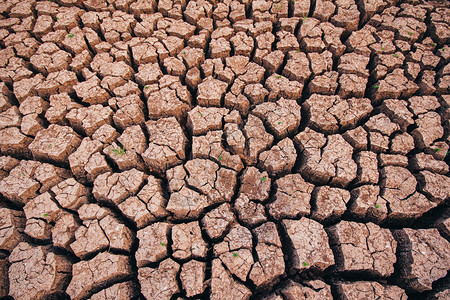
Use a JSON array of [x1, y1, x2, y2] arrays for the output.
[[0, 0, 449, 299]]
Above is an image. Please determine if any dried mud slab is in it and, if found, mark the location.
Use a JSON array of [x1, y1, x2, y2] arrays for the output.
[[282, 218, 335, 274], [327, 221, 397, 277], [66, 252, 131, 300], [8, 242, 71, 300], [394, 228, 450, 292]]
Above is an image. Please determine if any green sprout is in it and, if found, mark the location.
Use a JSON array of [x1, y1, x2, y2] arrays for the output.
[[408, 31, 413, 35], [261, 176, 267, 182], [278, 121, 282, 124], [218, 156, 223, 161], [432, 43, 437, 47], [302, 262, 309, 267], [375, 204, 380, 208], [381, 47, 385, 50], [199, 112, 203, 117], [233, 252, 238, 258], [160, 242, 165, 246], [111, 147, 126, 155], [393, 54, 398, 58], [145, 85, 149, 89], [68, 33, 74, 37], [443, 48, 446, 51], [22, 173, 25, 177], [303, 16, 307, 20], [292, 0, 295, 3], [296, 49, 300, 53], [276, 75, 281, 78], [374, 85, 379, 89], [274, 4, 278, 10], [435, 148, 440, 152], [292, 195, 296, 198], [48, 144, 52, 148], [183, 51, 186, 54], [43, 213, 48, 217], [56, 17, 60, 20], [203, 52, 205, 55]]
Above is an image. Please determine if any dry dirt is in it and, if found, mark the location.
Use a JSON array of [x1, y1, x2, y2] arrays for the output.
[[0, 0, 449, 299]]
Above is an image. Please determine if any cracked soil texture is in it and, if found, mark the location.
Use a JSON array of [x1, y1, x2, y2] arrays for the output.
[[0, 0, 449, 299]]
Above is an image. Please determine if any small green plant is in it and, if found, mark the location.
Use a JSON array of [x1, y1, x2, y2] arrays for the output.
[[292, 195, 296, 198], [296, 49, 300, 53], [435, 148, 440, 152], [199, 112, 203, 117], [292, 0, 295, 3], [111, 147, 126, 155], [233, 252, 238, 258], [276, 75, 281, 79], [408, 31, 413, 35], [68, 33, 74, 37], [278, 121, 282, 125], [374, 85, 379, 89], [432, 43, 437, 47], [183, 51, 186, 54], [375, 204, 380, 208], [261, 176, 267, 182], [303, 16, 307, 20], [443, 48, 446, 51], [381, 47, 385, 50], [145, 85, 149, 89], [43, 213, 48, 217], [203, 52, 206, 55], [48, 144, 52, 148], [302, 262, 309, 267], [160, 242, 165, 246], [274, 4, 279, 10], [22, 173, 25, 177], [56, 17, 59, 20], [393, 54, 398, 58]]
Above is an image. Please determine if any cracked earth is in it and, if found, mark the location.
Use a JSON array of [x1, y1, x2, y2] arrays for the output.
[[0, 0, 449, 299]]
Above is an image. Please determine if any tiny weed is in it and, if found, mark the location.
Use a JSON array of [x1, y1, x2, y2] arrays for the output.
[[408, 31, 413, 35], [278, 121, 282, 124], [435, 148, 440, 152], [43, 213, 48, 217], [218, 156, 223, 161], [22, 173, 25, 177], [48, 144, 52, 148], [303, 16, 307, 20], [374, 85, 379, 89], [296, 49, 300, 53], [443, 48, 446, 51], [274, 4, 278, 10], [233, 252, 238, 258], [183, 51, 186, 54], [68, 33, 74, 37], [394, 54, 398, 58], [160, 242, 165, 246], [276, 75, 281, 79], [375, 204, 380, 208], [111, 147, 126, 155], [145, 85, 149, 89], [56, 17, 59, 20], [199, 112, 203, 117], [302, 262, 309, 267], [292, 0, 295, 3], [203, 52, 205, 55], [261, 176, 267, 182], [292, 195, 296, 198], [381, 47, 385, 50], [432, 43, 437, 47]]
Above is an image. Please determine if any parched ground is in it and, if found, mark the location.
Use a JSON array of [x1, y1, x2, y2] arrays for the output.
[[0, 0, 449, 299]]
